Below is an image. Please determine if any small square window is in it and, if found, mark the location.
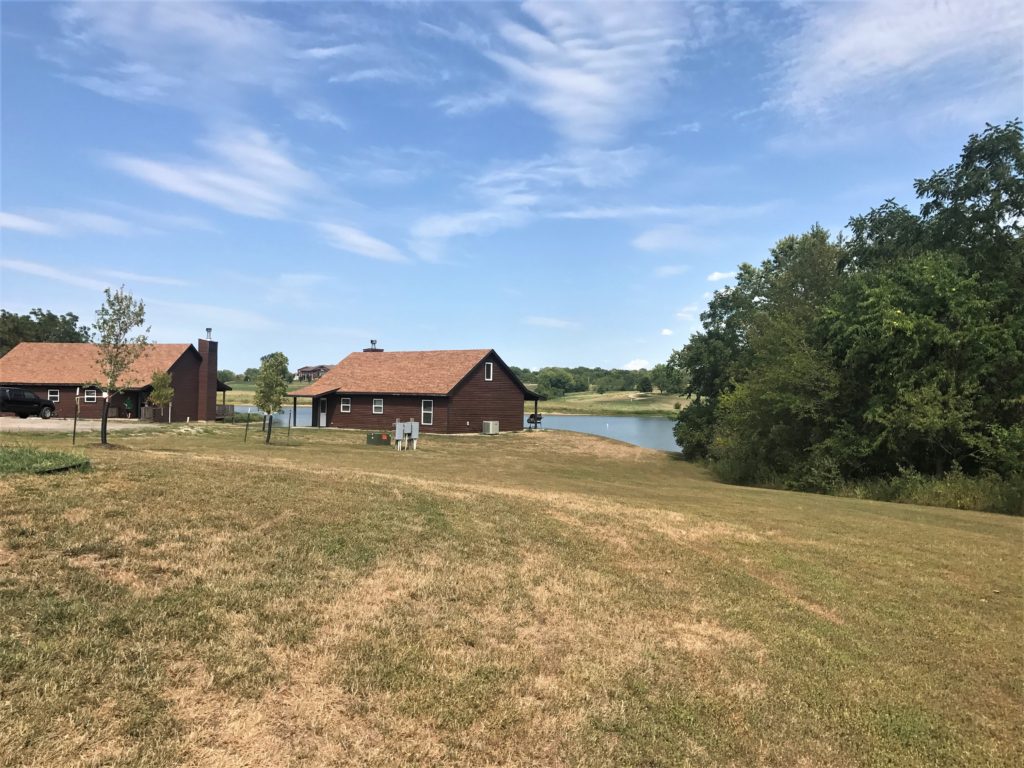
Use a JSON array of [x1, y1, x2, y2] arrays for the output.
[[484, 362, 493, 381], [373, 398, 384, 414], [340, 397, 351, 413], [48, 389, 60, 402], [84, 389, 97, 403]]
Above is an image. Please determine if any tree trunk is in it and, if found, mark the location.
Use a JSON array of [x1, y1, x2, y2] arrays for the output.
[[265, 415, 273, 444], [100, 398, 110, 445]]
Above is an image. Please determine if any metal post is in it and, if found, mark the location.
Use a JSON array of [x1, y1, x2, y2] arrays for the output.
[[287, 411, 292, 442], [292, 397, 297, 429], [72, 400, 79, 445], [244, 412, 250, 442]]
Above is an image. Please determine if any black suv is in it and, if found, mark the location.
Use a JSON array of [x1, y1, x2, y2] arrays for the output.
[[0, 387, 56, 419]]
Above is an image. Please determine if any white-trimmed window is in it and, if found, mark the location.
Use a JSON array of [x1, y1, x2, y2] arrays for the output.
[[421, 399, 433, 426], [84, 389, 98, 403], [340, 397, 351, 413], [484, 362, 493, 381], [48, 389, 60, 402], [372, 398, 384, 414]]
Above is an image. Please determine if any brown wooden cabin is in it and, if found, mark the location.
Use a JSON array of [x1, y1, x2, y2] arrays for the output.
[[0, 337, 230, 421], [286, 347, 539, 433], [295, 364, 332, 382]]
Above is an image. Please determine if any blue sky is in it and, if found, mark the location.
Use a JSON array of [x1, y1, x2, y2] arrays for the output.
[[1, 1, 1021, 372]]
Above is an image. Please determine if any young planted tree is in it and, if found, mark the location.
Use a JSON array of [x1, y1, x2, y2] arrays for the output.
[[253, 352, 290, 444], [148, 370, 174, 423], [93, 287, 150, 445]]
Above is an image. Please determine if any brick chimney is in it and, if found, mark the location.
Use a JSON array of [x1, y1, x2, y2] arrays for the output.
[[197, 331, 218, 421], [362, 339, 384, 353]]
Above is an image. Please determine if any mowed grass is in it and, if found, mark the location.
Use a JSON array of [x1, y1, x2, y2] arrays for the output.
[[0, 444, 90, 475], [0, 426, 1020, 767], [527, 390, 684, 417]]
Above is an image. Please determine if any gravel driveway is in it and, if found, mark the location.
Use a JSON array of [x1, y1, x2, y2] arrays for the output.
[[0, 417, 165, 433]]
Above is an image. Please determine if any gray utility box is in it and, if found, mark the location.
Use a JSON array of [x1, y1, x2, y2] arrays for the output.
[[366, 432, 391, 446], [482, 420, 499, 435]]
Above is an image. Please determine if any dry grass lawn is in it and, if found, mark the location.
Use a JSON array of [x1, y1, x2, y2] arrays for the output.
[[0, 426, 1021, 767]]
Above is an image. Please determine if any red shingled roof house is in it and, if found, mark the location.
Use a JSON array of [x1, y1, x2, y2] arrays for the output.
[[0, 336, 227, 421], [287, 344, 539, 433]]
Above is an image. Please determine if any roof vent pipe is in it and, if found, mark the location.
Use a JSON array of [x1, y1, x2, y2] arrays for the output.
[[363, 339, 383, 352], [206, 327, 212, 340]]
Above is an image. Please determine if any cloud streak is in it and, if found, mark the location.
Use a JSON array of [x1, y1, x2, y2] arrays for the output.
[[483, 2, 710, 145], [773, 0, 1024, 119], [318, 223, 407, 263], [106, 128, 317, 218]]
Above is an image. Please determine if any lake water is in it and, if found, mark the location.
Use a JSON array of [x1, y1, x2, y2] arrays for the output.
[[527, 414, 679, 452], [235, 404, 312, 426], [234, 405, 678, 452]]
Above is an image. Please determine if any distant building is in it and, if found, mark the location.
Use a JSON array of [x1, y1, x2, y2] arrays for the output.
[[287, 345, 538, 433], [295, 364, 333, 382], [0, 337, 229, 421]]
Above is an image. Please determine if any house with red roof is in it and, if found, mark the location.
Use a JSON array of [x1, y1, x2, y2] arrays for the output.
[[0, 336, 228, 421], [287, 343, 539, 433]]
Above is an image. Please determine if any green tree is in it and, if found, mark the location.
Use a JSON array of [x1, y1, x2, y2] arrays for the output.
[[0, 308, 91, 357], [148, 370, 175, 423], [217, 369, 236, 382], [253, 352, 290, 444], [93, 287, 150, 446], [243, 367, 259, 382], [675, 121, 1024, 494], [636, 374, 653, 393], [535, 367, 576, 399]]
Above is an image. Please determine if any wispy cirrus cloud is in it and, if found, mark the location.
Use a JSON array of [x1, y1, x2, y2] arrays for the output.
[[106, 128, 317, 218], [100, 270, 188, 287], [481, 1, 716, 145], [2, 209, 145, 236], [676, 304, 701, 321], [772, 0, 1024, 120], [0, 212, 61, 235], [51, 1, 299, 107], [318, 223, 407, 263], [1, 258, 110, 291], [293, 101, 346, 129]]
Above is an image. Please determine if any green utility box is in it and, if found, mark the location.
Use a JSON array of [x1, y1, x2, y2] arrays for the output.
[[366, 432, 391, 446]]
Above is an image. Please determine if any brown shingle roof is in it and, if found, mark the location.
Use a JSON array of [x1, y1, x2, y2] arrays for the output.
[[288, 349, 497, 397], [0, 342, 193, 387]]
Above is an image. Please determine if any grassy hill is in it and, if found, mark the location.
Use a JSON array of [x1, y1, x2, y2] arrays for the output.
[[1, 427, 1020, 766]]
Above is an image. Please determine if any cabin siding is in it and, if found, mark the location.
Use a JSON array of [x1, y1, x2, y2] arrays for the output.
[[0, 347, 211, 422], [168, 351, 201, 422], [448, 353, 526, 433], [319, 393, 451, 432], [6, 386, 146, 420]]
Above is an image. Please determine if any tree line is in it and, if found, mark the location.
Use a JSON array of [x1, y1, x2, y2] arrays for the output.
[[511, 364, 687, 400], [669, 121, 1023, 509]]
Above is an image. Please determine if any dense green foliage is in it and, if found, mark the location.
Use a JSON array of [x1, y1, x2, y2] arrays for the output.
[[93, 287, 150, 446], [0, 308, 91, 357], [673, 122, 1024, 512], [216, 369, 236, 382], [253, 352, 290, 444], [511, 364, 686, 399]]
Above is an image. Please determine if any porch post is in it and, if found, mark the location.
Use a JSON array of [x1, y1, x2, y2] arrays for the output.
[[292, 397, 297, 428]]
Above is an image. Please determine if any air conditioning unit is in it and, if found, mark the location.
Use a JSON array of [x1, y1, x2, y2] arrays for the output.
[[482, 420, 499, 435]]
